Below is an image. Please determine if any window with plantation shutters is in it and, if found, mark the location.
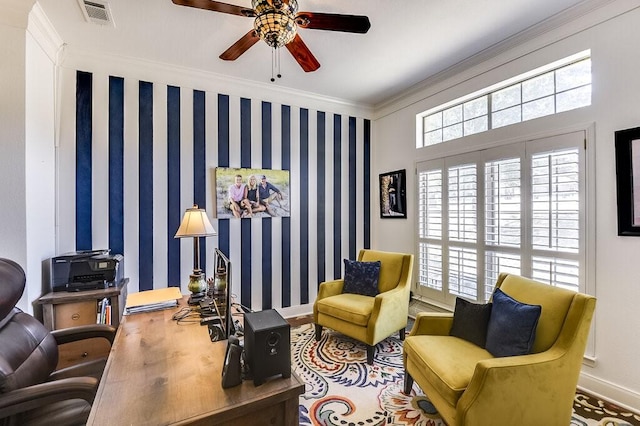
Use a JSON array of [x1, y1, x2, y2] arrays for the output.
[[416, 131, 585, 305], [418, 170, 443, 291], [530, 148, 581, 291], [448, 164, 478, 299]]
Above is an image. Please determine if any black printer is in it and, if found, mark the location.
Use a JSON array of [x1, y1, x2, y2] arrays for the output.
[[48, 249, 124, 292]]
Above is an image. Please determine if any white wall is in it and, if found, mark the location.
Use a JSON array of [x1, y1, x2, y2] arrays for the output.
[[0, 1, 64, 312], [0, 0, 57, 312], [0, 2, 29, 286], [24, 14, 57, 309], [372, 0, 640, 410]]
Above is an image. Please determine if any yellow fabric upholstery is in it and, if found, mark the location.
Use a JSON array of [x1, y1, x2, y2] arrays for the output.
[[403, 273, 596, 426], [313, 249, 414, 363]]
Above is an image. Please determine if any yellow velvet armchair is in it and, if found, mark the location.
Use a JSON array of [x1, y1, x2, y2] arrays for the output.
[[403, 273, 596, 426], [313, 249, 414, 364]]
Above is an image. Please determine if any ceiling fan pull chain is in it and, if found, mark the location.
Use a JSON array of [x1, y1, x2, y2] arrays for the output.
[[277, 47, 282, 80], [270, 47, 283, 82]]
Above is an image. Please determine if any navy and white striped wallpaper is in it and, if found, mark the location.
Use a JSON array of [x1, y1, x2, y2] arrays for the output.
[[60, 70, 371, 311]]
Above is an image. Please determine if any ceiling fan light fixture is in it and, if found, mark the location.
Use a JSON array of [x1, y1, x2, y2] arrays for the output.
[[252, 0, 298, 49], [254, 10, 297, 48]]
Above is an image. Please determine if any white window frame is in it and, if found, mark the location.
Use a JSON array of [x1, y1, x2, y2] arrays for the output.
[[415, 50, 592, 148], [415, 128, 593, 308]]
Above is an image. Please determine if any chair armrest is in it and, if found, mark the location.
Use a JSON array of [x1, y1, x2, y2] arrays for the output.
[[51, 324, 116, 345], [0, 376, 97, 418], [316, 279, 344, 300], [49, 358, 108, 381], [365, 286, 411, 344], [372, 286, 408, 316], [457, 347, 574, 425], [409, 312, 454, 336]]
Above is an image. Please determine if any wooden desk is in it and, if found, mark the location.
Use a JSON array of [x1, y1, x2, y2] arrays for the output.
[[87, 299, 304, 425]]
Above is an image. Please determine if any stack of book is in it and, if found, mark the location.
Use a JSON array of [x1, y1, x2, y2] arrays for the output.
[[124, 287, 182, 315], [97, 297, 112, 325]]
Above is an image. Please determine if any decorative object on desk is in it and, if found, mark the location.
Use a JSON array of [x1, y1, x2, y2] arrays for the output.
[[124, 286, 182, 314], [291, 323, 640, 425], [615, 126, 640, 236], [174, 204, 217, 302], [201, 249, 234, 340], [379, 169, 407, 218], [213, 271, 227, 294]]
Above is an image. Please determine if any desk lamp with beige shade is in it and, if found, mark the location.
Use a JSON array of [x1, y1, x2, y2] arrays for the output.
[[174, 204, 217, 304]]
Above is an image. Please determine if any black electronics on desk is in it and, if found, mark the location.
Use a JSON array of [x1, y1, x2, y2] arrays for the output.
[[47, 249, 124, 292], [221, 335, 243, 388], [243, 309, 290, 386]]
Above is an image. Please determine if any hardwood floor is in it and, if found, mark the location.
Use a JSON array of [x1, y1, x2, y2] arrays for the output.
[[286, 314, 313, 327]]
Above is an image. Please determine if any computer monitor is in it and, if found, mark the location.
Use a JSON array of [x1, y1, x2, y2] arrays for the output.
[[213, 248, 234, 338]]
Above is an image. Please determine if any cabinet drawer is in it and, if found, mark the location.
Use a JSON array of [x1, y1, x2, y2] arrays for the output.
[[57, 338, 111, 370], [218, 400, 284, 426], [54, 300, 97, 328]]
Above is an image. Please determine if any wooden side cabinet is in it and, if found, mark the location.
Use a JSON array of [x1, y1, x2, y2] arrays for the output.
[[36, 278, 128, 369]]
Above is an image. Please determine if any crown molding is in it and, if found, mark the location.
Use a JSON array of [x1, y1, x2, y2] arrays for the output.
[[27, 3, 63, 62], [59, 46, 374, 119], [373, 0, 626, 119]]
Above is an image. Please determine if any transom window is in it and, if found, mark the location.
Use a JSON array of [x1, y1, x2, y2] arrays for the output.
[[417, 51, 591, 148]]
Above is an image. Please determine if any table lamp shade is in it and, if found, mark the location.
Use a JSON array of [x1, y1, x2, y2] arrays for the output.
[[174, 205, 217, 238]]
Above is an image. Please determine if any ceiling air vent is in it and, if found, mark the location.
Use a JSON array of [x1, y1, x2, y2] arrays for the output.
[[78, 0, 115, 26]]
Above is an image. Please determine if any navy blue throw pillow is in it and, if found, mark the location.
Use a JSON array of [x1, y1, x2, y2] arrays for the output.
[[449, 297, 492, 348], [342, 259, 381, 297], [485, 288, 542, 357]]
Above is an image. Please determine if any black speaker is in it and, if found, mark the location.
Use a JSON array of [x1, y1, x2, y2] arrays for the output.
[[243, 309, 290, 386], [221, 335, 243, 389]]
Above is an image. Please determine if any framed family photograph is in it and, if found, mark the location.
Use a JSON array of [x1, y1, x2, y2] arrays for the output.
[[615, 127, 640, 236], [379, 169, 407, 218], [214, 167, 290, 219]]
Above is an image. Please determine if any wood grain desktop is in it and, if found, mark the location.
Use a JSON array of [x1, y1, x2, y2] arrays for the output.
[[87, 297, 304, 425]]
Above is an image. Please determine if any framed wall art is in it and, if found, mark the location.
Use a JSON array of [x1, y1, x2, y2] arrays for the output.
[[379, 169, 407, 218], [214, 167, 290, 219], [615, 126, 640, 236]]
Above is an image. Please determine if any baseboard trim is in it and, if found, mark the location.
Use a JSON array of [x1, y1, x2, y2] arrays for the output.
[[579, 372, 640, 413]]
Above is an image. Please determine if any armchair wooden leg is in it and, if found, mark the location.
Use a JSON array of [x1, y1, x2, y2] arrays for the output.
[[404, 371, 414, 395], [366, 345, 375, 365], [399, 327, 406, 340], [314, 324, 322, 341]]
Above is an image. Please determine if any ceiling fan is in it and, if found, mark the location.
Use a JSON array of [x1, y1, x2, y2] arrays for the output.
[[171, 0, 371, 73]]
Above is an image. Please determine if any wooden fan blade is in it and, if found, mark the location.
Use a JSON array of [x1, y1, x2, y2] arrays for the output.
[[220, 30, 260, 60], [295, 12, 370, 33], [171, 0, 255, 17], [285, 34, 320, 72]]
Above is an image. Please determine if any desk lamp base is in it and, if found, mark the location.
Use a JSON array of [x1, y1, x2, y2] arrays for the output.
[[187, 271, 207, 305]]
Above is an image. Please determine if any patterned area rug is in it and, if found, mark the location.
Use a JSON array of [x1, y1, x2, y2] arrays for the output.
[[291, 324, 640, 426]]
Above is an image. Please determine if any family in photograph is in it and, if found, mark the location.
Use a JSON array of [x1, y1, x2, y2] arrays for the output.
[[225, 173, 285, 218]]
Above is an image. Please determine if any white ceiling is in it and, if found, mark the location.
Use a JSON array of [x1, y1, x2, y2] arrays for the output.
[[37, 0, 592, 107]]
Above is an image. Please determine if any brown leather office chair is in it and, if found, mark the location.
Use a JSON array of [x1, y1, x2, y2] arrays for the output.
[[0, 258, 116, 426]]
